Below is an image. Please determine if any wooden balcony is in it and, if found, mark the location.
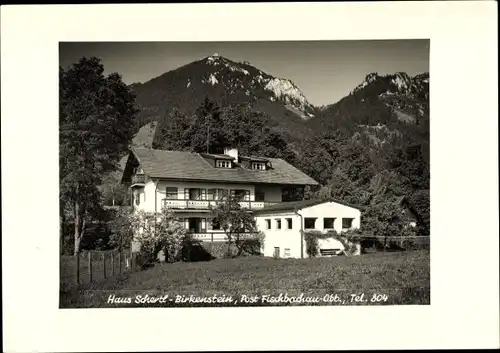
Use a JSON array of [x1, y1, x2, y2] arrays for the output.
[[188, 232, 260, 242], [162, 199, 279, 210], [130, 174, 145, 187]]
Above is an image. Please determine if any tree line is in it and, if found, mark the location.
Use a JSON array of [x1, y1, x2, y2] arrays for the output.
[[60, 57, 430, 256]]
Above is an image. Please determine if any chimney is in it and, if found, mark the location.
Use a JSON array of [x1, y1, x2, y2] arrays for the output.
[[223, 147, 238, 163]]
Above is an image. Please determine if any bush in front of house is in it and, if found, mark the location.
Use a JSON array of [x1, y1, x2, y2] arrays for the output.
[[304, 230, 331, 257], [199, 232, 265, 259], [329, 229, 363, 255], [130, 208, 191, 266], [305, 229, 363, 257], [235, 231, 266, 257]]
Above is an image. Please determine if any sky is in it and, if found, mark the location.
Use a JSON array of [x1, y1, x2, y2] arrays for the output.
[[59, 40, 429, 106]]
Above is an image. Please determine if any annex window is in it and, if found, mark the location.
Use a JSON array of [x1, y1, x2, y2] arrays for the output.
[[304, 217, 317, 229], [284, 248, 291, 257], [323, 218, 336, 229], [342, 218, 354, 230], [166, 187, 178, 200], [286, 218, 293, 230], [216, 160, 232, 168], [251, 162, 266, 170], [265, 219, 271, 230], [276, 219, 282, 230]]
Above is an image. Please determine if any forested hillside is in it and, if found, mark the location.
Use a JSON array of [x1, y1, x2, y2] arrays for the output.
[[110, 57, 430, 238]]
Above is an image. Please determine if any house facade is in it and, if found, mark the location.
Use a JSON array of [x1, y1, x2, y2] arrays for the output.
[[253, 200, 362, 259], [121, 147, 320, 252], [121, 147, 362, 258]]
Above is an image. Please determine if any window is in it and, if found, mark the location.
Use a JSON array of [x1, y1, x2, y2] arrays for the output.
[[166, 187, 178, 200], [304, 218, 317, 229], [255, 190, 265, 202], [209, 188, 226, 200], [188, 188, 205, 200], [265, 219, 271, 230], [135, 192, 140, 205], [212, 218, 221, 230], [231, 189, 249, 201], [286, 218, 293, 230], [216, 160, 232, 168], [324, 218, 336, 229], [342, 218, 354, 230], [251, 162, 266, 170], [276, 219, 282, 230], [284, 248, 291, 257], [216, 189, 226, 200]]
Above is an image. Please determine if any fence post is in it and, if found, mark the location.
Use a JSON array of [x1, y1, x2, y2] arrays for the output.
[[119, 250, 122, 274], [76, 252, 80, 285], [88, 252, 93, 282], [111, 251, 115, 276], [130, 247, 134, 272], [103, 252, 107, 279]]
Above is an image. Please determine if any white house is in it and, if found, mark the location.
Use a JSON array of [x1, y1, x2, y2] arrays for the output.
[[253, 200, 362, 259], [120, 146, 319, 252], [120, 146, 361, 258]]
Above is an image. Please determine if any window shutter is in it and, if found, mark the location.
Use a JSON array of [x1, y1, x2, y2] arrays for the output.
[[206, 218, 212, 231], [201, 219, 206, 232], [184, 188, 189, 200], [230, 190, 235, 197], [201, 189, 207, 200], [244, 190, 250, 201]]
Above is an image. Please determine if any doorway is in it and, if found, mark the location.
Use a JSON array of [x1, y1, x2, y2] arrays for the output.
[[273, 247, 280, 259], [188, 218, 205, 233]]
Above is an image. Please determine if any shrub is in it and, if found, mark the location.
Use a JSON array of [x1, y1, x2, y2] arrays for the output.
[[304, 230, 332, 257], [235, 231, 265, 256], [306, 229, 363, 256], [130, 208, 191, 265]]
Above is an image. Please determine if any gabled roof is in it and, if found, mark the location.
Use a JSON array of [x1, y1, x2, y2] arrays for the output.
[[253, 198, 362, 215], [124, 148, 319, 186]]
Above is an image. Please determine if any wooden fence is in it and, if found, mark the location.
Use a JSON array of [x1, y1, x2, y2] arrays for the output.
[[60, 248, 138, 288]]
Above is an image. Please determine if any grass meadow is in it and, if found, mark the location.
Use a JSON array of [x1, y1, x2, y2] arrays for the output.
[[60, 250, 430, 308]]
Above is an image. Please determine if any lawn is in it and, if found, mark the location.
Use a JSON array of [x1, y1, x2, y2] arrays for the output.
[[60, 250, 430, 308]]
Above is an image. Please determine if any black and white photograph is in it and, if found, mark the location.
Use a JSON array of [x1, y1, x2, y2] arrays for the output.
[[3, 2, 498, 352], [58, 40, 431, 308]]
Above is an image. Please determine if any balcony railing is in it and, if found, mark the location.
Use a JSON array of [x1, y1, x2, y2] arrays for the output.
[[131, 174, 145, 186], [188, 232, 260, 242], [162, 199, 279, 210]]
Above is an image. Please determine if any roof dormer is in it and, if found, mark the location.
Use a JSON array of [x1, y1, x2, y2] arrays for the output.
[[239, 156, 271, 170], [216, 159, 232, 168], [199, 152, 235, 168]]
